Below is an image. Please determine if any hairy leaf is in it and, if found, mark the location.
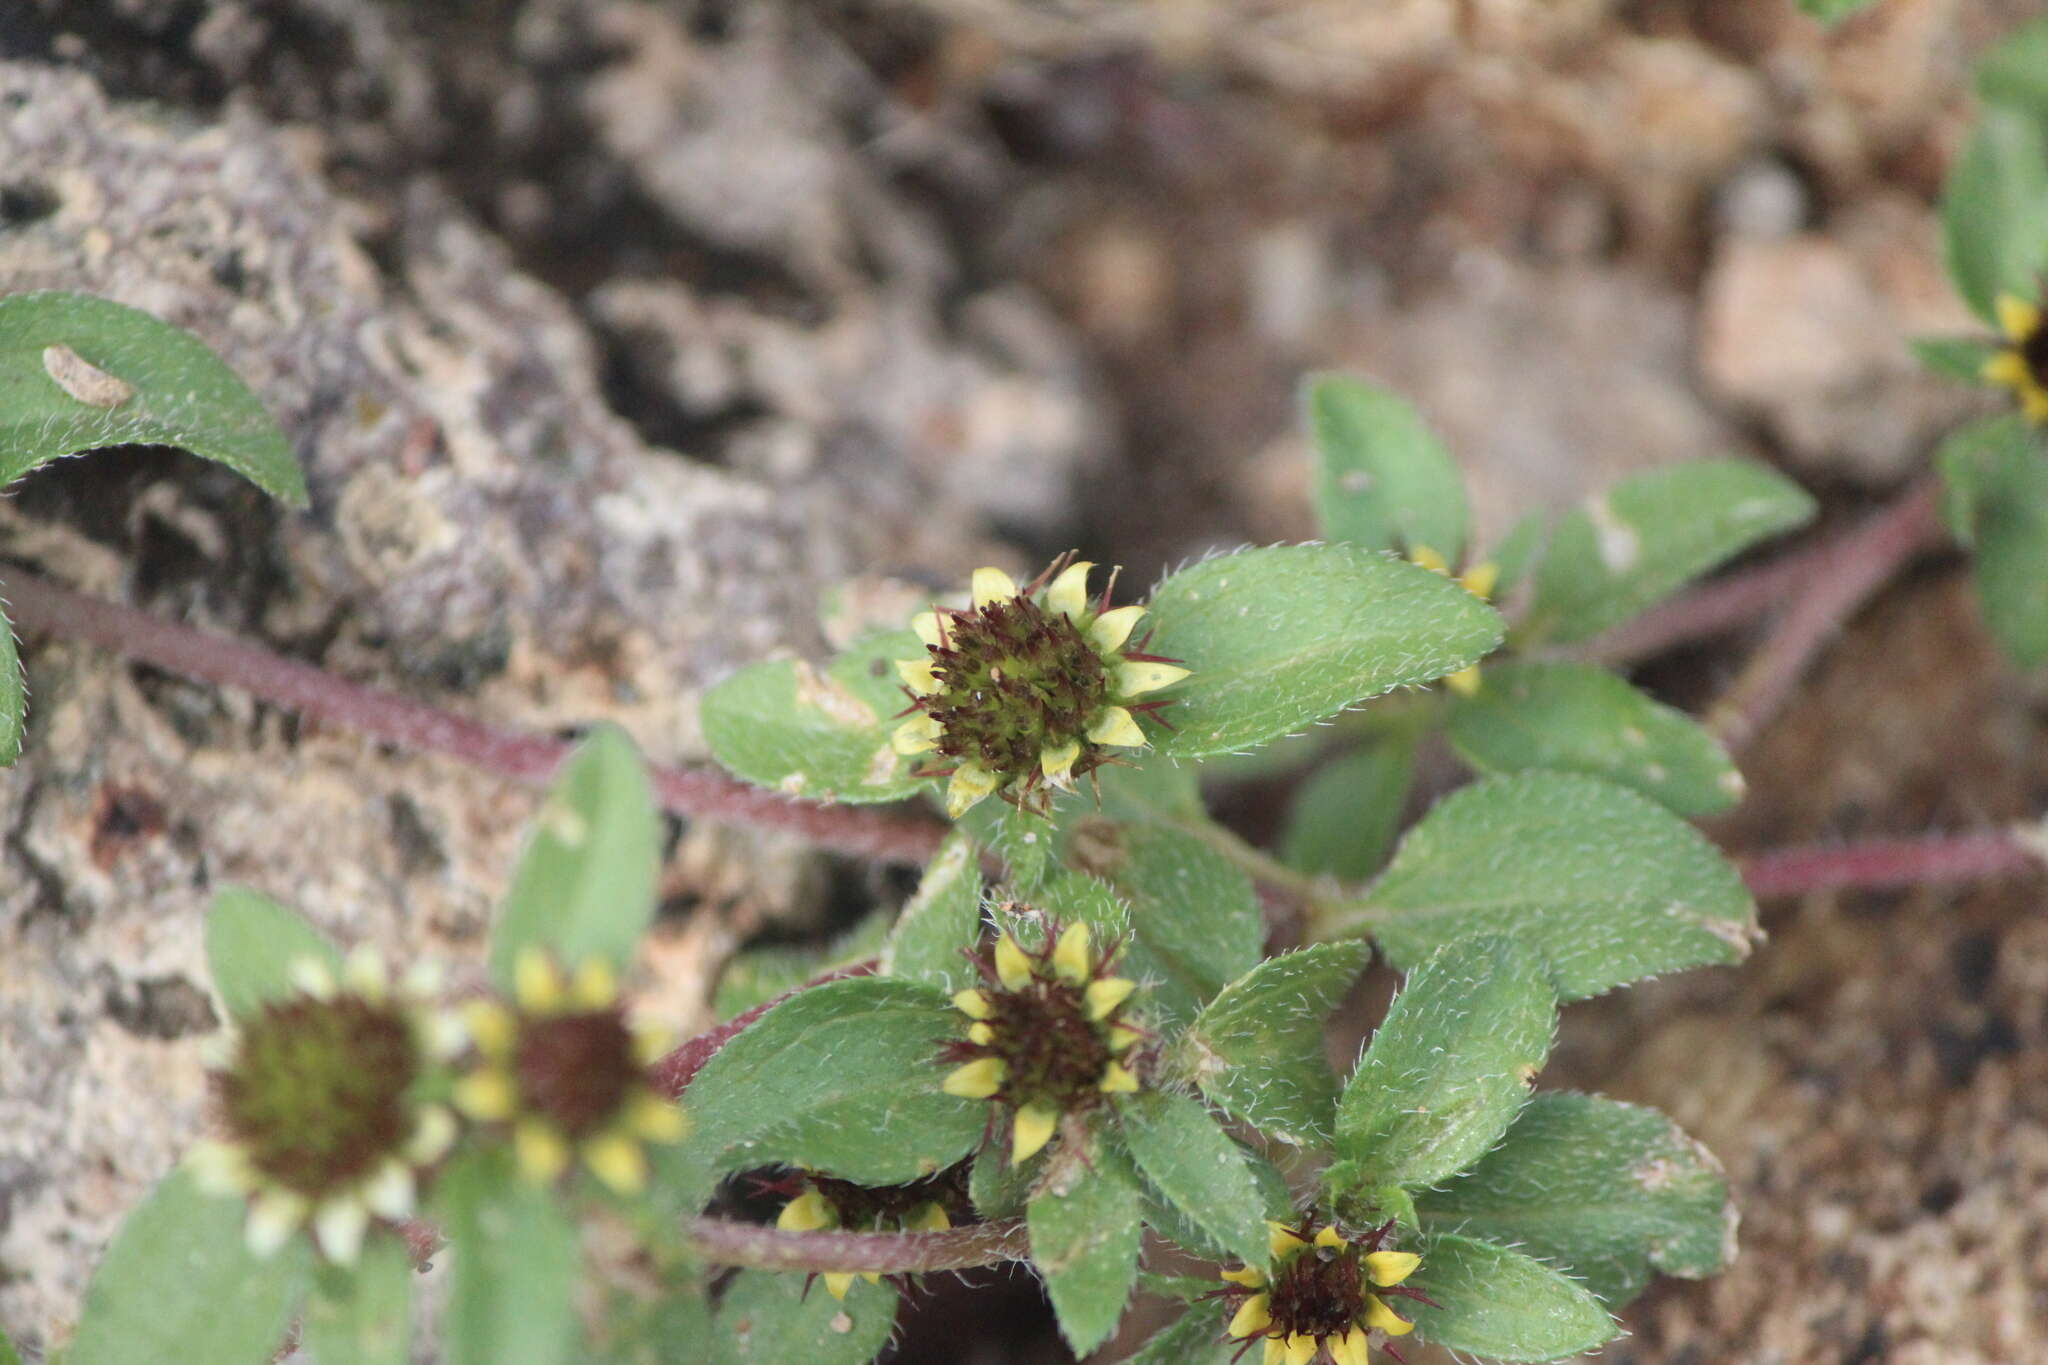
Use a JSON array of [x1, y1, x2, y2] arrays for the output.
[[1119, 1090, 1270, 1271], [204, 887, 344, 1020], [439, 1151, 579, 1365], [1407, 1233, 1618, 1361], [711, 1271, 897, 1365], [1028, 1144, 1144, 1356], [1279, 739, 1416, 882], [879, 830, 985, 993], [303, 1237, 414, 1365], [1306, 374, 1470, 563], [1942, 105, 2048, 325]]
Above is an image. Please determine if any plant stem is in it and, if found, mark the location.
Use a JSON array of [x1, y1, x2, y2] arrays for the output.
[[648, 959, 878, 1099], [1740, 828, 2043, 899], [0, 567, 947, 865], [1703, 477, 1945, 753], [687, 1215, 1030, 1274]]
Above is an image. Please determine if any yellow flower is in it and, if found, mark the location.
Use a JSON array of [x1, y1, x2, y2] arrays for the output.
[[1982, 292, 2048, 424], [772, 1171, 960, 1300], [453, 949, 688, 1195], [1411, 543, 1497, 697], [892, 555, 1189, 818], [1215, 1214, 1428, 1365], [938, 914, 1147, 1166], [186, 948, 460, 1265]]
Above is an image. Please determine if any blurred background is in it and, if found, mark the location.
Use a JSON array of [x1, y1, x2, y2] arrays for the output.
[[3, 1, 2046, 1361]]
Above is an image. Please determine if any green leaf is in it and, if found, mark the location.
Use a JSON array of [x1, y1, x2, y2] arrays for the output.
[[1910, 335, 2000, 385], [1086, 822, 1262, 1030], [1028, 1144, 1145, 1355], [711, 1271, 898, 1365], [1332, 936, 1555, 1190], [880, 831, 984, 992], [439, 1150, 579, 1365], [0, 608, 22, 767], [1137, 1143, 1293, 1261], [490, 726, 660, 988], [0, 292, 306, 504], [701, 628, 929, 804], [1092, 760, 1204, 821], [593, 1286, 714, 1365], [1942, 105, 2048, 325], [1447, 660, 1744, 816], [1148, 544, 1502, 759], [970, 1138, 1036, 1220], [684, 976, 982, 1184], [1409, 1233, 1617, 1361], [1940, 415, 2048, 663], [1177, 941, 1370, 1145], [1977, 17, 2048, 120], [303, 1236, 414, 1365], [1118, 1090, 1271, 1272], [0, 1327, 18, 1365], [1306, 374, 1470, 563], [1335, 772, 1760, 1000], [1278, 739, 1416, 882], [1418, 1092, 1734, 1307], [69, 1168, 308, 1365], [963, 798, 1057, 892], [203, 887, 343, 1020], [1119, 1303, 1237, 1365], [1524, 460, 1815, 644], [712, 909, 892, 1021], [1797, 0, 1877, 20]]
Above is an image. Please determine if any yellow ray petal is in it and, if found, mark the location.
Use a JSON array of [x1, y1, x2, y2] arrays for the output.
[[453, 1069, 519, 1122], [1314, 1224, 1347, 1250], [362, 1159, 417, 1221], [1364, 1294, 1415, 1336], [945, 762, 998, 818], [342, 944, 389, 999], [968, 1021, 996, 1045], [1046, 559, 1095, 620], [972, 567, 1019, 607], [953, 988, 992, 1019], [1460, 560, 1500, 601], [514, 948, 565, 1013], [1086, 604, 1145, 653], [892, 713, 943, 756], [994, 932, 1034, 991], [1263, 1340, 1286, 1365], [1086, 706, 1146, 748], [244, 1190, 308, 1258], [1327, 1331, 1363, 1365], [1117, 661, 1191, 696], [1984, 351, 2029, 386], [628, 1091, 690, 1143], [913, 611, 944, 647], [1365, 1250, 1421, 1287], [1040, 740, 1082, 787], [407, 1104, 459, 1163], [1219, 1265, 1267, 1288], [942, 1057, 1006, 1099], [1226, 1293, 1272, 1339], [1098, 1060, 1140, 1094], [463, 1000, 517, 1057], [1996, 293, 2040, 342], [313, 1197, 370, 1266], [1011, 1103, 1059, 1163], [1085, 976, 1136, 1021], [1268, 1221, 1306, 1258], [514, 1120, 571, 1185], [583, 1132, 649, 1194], [184, 1140, 256, 1196], [572, 957, 618, 1009], [1051, 922, 1092, 983], [897, 657, 941, 694], [778, 1190, 836, 1232], [1444, 664, 1482, 697], [1410, 544, 1450, 575], [1283, 1335, 1319, 1365], [908, 1200, 951, 1232], [822, 1272, 855, 1301], [1107, 1024, 1143, 1052], [288, 957, 337, 1000]]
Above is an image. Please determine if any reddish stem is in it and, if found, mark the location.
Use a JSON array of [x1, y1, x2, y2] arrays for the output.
[[0, 568, 947, 866], [648, 959, 878, 1098], [1741, 829, 2041, 899], [690, 1215, 1030, 1274]]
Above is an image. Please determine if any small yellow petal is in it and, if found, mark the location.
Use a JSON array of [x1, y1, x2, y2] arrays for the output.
[[912, 611, 944, 647], [779, 1190, 836, 1232], [822, 1272, 855, 1301], [407, 1105, 459, 1163], [288, 957, 337, 1000], [1366, 1250, 1421, 1287], [1263, 1340, 1286, 1365], [1284, 1335, 1319, 1365], [1984, 351, 2029, 386], [972, 567, 1019, 607], [1107, 1024, 1144, 1052], [1085, 976, 1136, 1021], [1040, 740, 1082, 785], [1086, 705, 1146, 748], [361, 1160, 416, 1221], [1116, 661, 1191, 696], [572, 958, 618, 1009], [453, 1069, 518, 1122], [1219, 1265, 1267, 1288], [908, 1200, 951, 1232], [314, 1197, 370, 1266], [1365, 1295, 1414, 1336], [584, 1132, 649, 1194], [994, 932, 1034, 991], [633, 1023, 675, 1066], [184, 1140, 255, 1196], [1327, 1331, 1363, 1365], [2026, 390, 2048, 425], [1314, 1224, 1347, 1250], [1343, 1327, 1373, 1363], [628, 1091, 690, 1143], [514, 948, 564, 1013], [1098, 1060, 1140, 1094], [1996, 293, 2040, 342], [1051, 922, 1092, 983], [1011, 1103, 1058, 1163], [968, 1021, 996, 1045], [892, 713, 943, 756], [463, 1000, 517, 1057], [1087, 604, 1145, 653], [1046, 559, 1095, 619], [1268, 1221, 1306, 1258], [515, 1120, 571, 1184], [953, 988, 993, 1020], [862, 1271, 881, 1285], [896, 657, 941, 694], [1460, 560, 1500, 601], [942, 1057, 1007, 1099], [342, 944, 389, 999], [1411, 544, 1450, 575], [1444, 664, 1482, 697], [1227, 1293, 1272, 1339], [244, 1190, 308, 1258], [945, 763, 998, 819]]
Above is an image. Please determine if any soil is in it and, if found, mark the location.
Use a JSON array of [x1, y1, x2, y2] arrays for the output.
[[2, 1, 2046, 1361]]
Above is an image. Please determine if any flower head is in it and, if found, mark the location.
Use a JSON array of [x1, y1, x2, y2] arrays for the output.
[[768, 1165, 964, 1300], [1982, 292, 2048, 424], [939, 914, 1147, 1164], [453, 949, 688, 1194], [186, 948, 460, 1264], [892, 554, 1189, 818], [1410, 544, 1498, 698], [1211, 1215, 1432, 1365]]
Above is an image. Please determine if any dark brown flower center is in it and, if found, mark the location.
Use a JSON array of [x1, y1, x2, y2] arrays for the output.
[[2023, 318, 2048, 386], [218, 995, 419, 1195], [918, 595, 1109, 783], [514, 1009, 641, 1138], [1267, 1241, 1369, 1340], [968, 975, 1117, 1111]]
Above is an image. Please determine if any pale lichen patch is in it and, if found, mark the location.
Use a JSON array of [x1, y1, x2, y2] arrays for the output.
[[792, 659, 876, 728], [42, 342, 133, 408]]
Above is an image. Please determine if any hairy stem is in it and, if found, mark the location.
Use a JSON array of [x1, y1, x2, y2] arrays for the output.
[[688, 1215, 1030, 1274], [1741, 828, 2043, 899], [0, 567, 946, 865]]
